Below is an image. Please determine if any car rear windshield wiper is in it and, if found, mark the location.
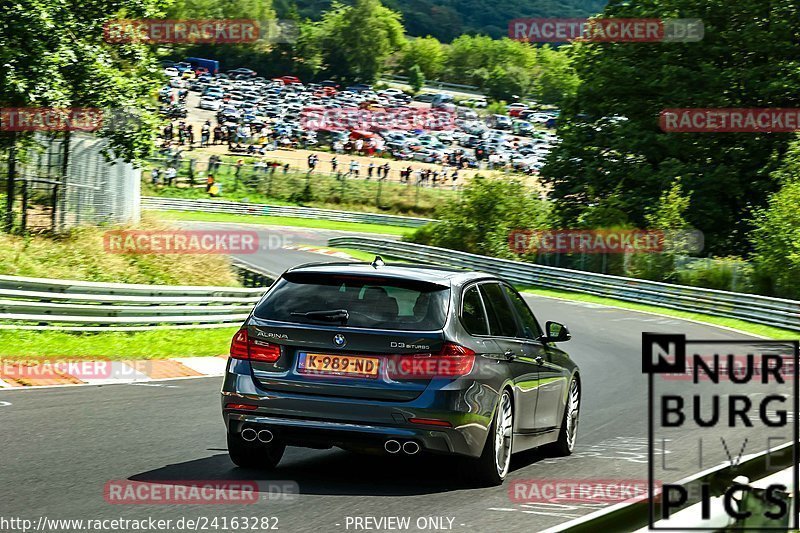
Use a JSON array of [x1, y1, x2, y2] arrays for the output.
[[290, 309, 349, 324]]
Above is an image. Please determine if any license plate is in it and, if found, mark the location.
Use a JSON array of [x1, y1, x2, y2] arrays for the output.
[[297, 353, 380, 378]]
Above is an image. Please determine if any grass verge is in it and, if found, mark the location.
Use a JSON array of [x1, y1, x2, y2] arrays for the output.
[[520, 286, 797, 339], [0, 215, 239, 285], [157, 210, 416, 236], [0, 328, 238, 359]]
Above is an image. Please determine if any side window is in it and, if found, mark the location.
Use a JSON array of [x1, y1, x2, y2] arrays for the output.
[[504, 285, 543, 340], [479, 283, 520, 338], [461, 285, 489, 335]]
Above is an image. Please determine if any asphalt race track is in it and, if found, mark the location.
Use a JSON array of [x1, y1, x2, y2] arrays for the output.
[[0, 224, 773, 533]]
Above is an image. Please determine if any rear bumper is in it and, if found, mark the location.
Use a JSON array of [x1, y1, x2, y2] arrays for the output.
[[221, 359, 498, 458]]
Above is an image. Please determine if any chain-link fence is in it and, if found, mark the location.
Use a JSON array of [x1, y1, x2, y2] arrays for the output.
[[1, 133, 141, 232]]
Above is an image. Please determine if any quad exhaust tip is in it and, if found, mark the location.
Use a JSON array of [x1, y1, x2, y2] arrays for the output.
[[241, 428, 257, 442], [384, 439, 421, 455], [257, 429, 274, 443], [384, 440, 401, 454], [402, 441, 421, 455]]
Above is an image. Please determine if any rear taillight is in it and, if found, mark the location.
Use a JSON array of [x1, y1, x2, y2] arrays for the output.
[[388, 342, 476, 380], [229, 329, 281, 363], [230, 330, 249, 359], [225, 403, 258, 411], [409, 417, 453, 427]]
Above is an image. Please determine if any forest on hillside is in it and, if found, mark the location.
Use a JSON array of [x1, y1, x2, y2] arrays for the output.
[[274, 0, 607, 41]]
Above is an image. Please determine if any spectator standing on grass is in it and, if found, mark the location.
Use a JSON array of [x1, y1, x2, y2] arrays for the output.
[[383, 163, 390, 180], [258, 125, 270, 144], [213, 124, 222, 145], [187, 125, 194, 150], [201, 122, 210, 147], [307, 154, 315, 173], [349, 159, 359, 177], [209, 179, 221, 197], [283, 163, 290, 174], [150, 168, 160, 186], [236, 124, 248, 144], [165, 167, 177, 186], [206, 174, 215, 193], [178, 123, 186, 145], [227, 125, 236, 149], [367, 162, 375, 180], [163, 122, 173, 141]]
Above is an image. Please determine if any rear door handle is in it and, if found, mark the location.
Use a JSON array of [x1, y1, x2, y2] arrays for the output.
[[504, 350, 516, 360]]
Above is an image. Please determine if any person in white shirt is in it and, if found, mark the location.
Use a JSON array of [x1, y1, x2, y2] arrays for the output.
[[165, 167, 177, 186]]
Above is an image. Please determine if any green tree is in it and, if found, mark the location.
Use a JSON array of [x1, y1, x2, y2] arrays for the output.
[[625, 178, 694, 281], [408, 176, 550, 258], [541, 0, 800, 256], [1, 0, 167, 161], [484, 65, 531, 103], [751, 149, 800, 298], [314, 0, 406, 83], [407, 64, 424, 93], [399, 36, 445, 79], [532, 46, 579, 106]]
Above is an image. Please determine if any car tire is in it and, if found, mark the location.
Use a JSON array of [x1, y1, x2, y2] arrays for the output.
[[227, 431, 285, 470], [471, 389, 514, 487], [548, 377, 580, 456]]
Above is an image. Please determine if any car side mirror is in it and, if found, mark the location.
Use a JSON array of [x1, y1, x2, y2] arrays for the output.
[[541, 321, 571, 343]]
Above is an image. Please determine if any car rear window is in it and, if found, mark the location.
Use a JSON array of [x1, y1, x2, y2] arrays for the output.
[[254, 272, 450, 331]]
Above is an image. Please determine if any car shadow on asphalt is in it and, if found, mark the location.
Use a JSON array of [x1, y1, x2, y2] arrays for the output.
[[129, 445, 551, 497]]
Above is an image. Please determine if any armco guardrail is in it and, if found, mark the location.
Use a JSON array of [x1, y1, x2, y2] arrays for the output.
[[231, 258, 278, 289], [142, 197, 435, 228], [0, 274, 269, 331], [327, 237, 800, 331]]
